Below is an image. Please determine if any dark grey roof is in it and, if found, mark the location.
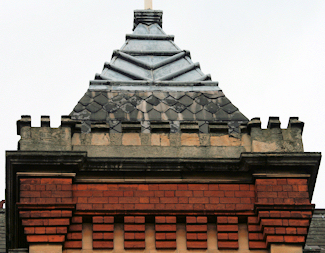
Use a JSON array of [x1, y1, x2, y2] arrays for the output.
[[304, 209, 325, 253], [0, 210, 5, 253], [71, 10, 248, 133]]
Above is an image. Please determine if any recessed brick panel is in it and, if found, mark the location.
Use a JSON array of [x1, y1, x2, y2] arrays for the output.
[[155, 216, 177, 249], [92, 216, 114, 250], [186, 216, 207, 249], [124, 216, 145, 249], [217, 216, 238, 250]]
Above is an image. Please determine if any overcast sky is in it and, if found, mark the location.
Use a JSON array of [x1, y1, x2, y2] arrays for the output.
[[1, 1, 324, 207]]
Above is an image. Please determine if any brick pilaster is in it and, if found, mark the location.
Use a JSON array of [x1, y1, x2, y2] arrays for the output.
[[92, 216, 114, 249], [186, 216, 207, 249], [124, 216, 145, 249], [155, 216, 177, 249], [217, 216, 238, 250]]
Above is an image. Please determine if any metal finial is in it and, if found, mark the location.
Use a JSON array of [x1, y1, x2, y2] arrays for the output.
[[144, 0, 152, 9]]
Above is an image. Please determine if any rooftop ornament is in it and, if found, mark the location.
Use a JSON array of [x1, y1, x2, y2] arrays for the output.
[[145, 0, 152, 10]]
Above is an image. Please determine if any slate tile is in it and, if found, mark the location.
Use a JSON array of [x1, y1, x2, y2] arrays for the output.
[[181, 109, 195, 121], [202, 91, 224, 99], [186, 92, 200, 99], [163, 96, 178, 106], [104, 102, 119, 113], [121, 103, 136, 113], [169, 91, 185, 99], [74, 103, 85, 113], [128, 109, 142, 121], [188, 102, 204, 114], [148, 109, 162, 121], [86, 102, 102, 113], [217, 97, 231, 107], [214, 109, 230, 121], [94, 94, 109, 106], [195, 95, 210, 106], [171, 102, 186, 113], [195, 109, 213, 121], [114, 108, 127, 120], [205, 103, 220, 114], [165, 108, 179, 121], [170, 121, 180, 133], [90, 109, 107, 121], [230, 111, 249, 121], [112, 95, 127, 106], [221, 103, 238, 114], [129, 95, 143, 106], [179, 95, 194, 107], [153, 102, 170, 113], [153, 91, 169, 100], [79, 94, 93, 106], [146, 95, 160, 106]]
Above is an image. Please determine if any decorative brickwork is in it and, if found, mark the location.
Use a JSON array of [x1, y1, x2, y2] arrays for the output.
[[93, 216, 114, 249], [186, 216, 207, 249], [17, 177, 313, 249], [155, 216, 176, 249], [124, 216, 145, 249], [217, 216, 239, 250], [64, 216, 82, 249]]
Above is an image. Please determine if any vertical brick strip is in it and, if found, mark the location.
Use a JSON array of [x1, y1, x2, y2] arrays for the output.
[[64, 216, 82, 249], [186, 216, 207, 249], [92, 216, 114, 249], [217, 216, 238, 250], [124, 216, 145, 249], [247, 216, 267, 249], [155, 216, 177, 249]]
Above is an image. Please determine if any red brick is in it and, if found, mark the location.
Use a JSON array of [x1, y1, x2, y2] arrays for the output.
[[155, 216, 166, 223], [217, 225, 238, 232], [249, 232, 263, 240], [138, 185, 149, 191], [177, 184, 188, 190], [248, 225, 261, 232], [134, 216, 145, 223], [287, 179, 307, 185], [219, 184, 239, 191], [22, 219, 44, 226], [188, 184, 209, 191], [288, 219, 309, 227], [104, 216, 114, 223], [208, 184, 219, 190], [218, 241, 238, 249], [189, 197, 209, 204], [197, 216, 207, 223], [124, 232, 135, 240], [204, 191, 224, 197], [45, 227, 56, 234], [220, 197, 241, 204], [249, 241, 267, 249], [156, 233, 166, 240], [27, 235, 48, 243], [186, 224, 207, 232], [275, 227, 286, 234], [164, 191, 175, 197], [20, 178, 41, 184], [104, 232, 114, 240], [93, 241, 114, 249], [256, 179, 277, 185], [297, 228, 308, 235], [62, 211, 72, 217], [166, 232, 176, 240], [155, 224, 176, 231], [48, 218, 70, 226], [166, 216, 176, 223], [235, 191, 255, 197], [225, 191, 234, 197], [34, 227, 46, 234], [160, 197, 178, 204], [24, 227, 34, 234], [67, 232, 82, 240], [93, 216, 104, 223], [186, 216, 197, 223], [261, 219, 282, 226], [156, 241, 176, 249], [69, 224, 82, 232], [229, 233, 238, 240], [119, 197, 139, 204], [103, 191, 123, 197], [267, 235, 284, 243], [20, 191, 41, 198], [124, 241, 145, 249], [93, 224, 114, 232], [48, 235, 66, 242], [284, 235, 305, 243], [135, 233, 145, 240], [64, 241, 82, 249], [187, 241, 207, 249], [209, 197, 220, 204], [158, 184, 177, 190], [124, 224, 145, 232], [155, 191, 164, 197], [187, 233, 197, 240], [123, 191, 134, 197]]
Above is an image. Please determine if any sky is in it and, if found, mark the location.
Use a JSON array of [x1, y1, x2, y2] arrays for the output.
[[0, 1, 324, 207]]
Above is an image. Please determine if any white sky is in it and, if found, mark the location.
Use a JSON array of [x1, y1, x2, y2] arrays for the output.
[[1, 1, 324, 207]]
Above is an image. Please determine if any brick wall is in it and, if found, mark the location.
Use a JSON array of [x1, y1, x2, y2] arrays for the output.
[[18, 178, 312, 250]]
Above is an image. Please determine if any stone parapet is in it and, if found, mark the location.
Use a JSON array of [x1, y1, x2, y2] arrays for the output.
[[17, 116, 304, 156]]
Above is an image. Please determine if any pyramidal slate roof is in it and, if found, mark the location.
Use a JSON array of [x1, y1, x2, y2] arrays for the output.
[[71, 10, 248, 135]]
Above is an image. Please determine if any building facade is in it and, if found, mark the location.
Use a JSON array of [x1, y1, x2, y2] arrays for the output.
[[6, 8, 321, 253]]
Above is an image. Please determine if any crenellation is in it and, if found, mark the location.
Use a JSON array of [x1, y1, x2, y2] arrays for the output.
[[18, 116, 305, 155]]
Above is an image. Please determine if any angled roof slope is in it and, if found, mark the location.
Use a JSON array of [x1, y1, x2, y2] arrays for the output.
[[71, 10, 248, 135]]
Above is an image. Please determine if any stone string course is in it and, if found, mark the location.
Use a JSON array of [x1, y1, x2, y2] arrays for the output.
[[18, 178, 312, 250]]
